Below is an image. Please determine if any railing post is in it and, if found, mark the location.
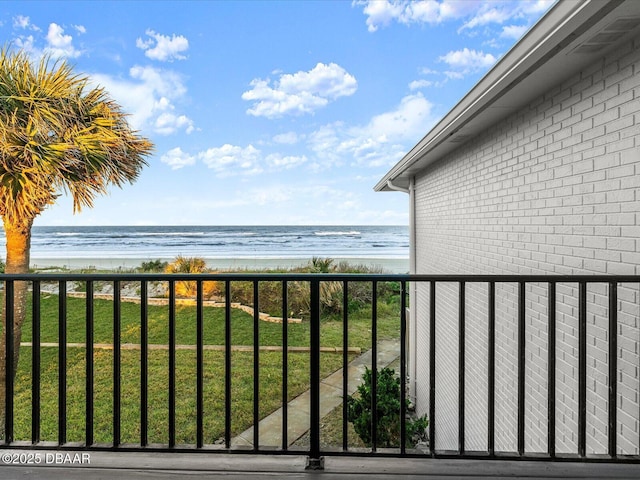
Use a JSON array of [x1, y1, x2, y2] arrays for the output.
[[400, 280, 407, 454], [342, 280, 349, 452], [224, 280, 231, 449], [487, 281, 495, 457], [140, 280, 148, 448], [578, 281, 587, 458], [282, 280, 289, 450], [168, 279, 175, 449], [548, 282, 556, 458], [32, 280, 41, 445], [458, 281, 465, 455], [113, 280, 121, 447], [306, 279, 324, 470], [224, 280, 232, 449], [517, 281, 525, 456], [58, 280, 67, 446], [4, 280, 14, 445], [196, 280, 204, 449], [608, 281, 617, 458], [371, 281, 378, 452], [429, 280, 436, 456], [253, 281, 260, 450], [85, 280, 94, 447]]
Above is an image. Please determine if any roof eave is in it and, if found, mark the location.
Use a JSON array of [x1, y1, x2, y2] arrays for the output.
[[375, 0, 632, 192]]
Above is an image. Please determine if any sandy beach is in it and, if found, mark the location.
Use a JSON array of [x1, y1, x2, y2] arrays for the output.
[[29, 256, 410, 274]]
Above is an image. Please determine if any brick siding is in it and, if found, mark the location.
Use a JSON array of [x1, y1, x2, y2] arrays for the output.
[[412, 36, 640, 455]]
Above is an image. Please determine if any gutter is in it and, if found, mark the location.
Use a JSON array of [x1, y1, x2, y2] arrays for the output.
[[385, 179, 409, 194]]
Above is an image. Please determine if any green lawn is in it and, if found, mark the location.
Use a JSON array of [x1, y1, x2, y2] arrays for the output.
[[10, 291, 402, 446]]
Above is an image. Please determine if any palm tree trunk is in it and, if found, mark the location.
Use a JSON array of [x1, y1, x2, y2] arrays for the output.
[[0, 219, 32, 435]]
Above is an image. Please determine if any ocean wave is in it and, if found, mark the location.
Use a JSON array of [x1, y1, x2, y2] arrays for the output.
[[314, 231, 361, 236]]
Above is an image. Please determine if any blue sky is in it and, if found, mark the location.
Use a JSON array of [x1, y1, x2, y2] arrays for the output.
[[2, 0, 553, 226]]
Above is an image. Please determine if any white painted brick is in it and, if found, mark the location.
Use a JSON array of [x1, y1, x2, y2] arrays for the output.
[[412, 35, 640, 456]]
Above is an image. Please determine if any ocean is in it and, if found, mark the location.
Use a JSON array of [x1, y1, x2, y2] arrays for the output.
[[3, 225, 410, 273]]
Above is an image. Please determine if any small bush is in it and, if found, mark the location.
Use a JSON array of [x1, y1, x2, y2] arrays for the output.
[[139, 259, 168, 272], [164, 256, 218, 299], [347, 367, 428, 448], [224, 258, 400, 320]]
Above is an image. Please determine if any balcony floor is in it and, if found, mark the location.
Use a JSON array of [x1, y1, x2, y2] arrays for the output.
[[2, 451, 640, 479]]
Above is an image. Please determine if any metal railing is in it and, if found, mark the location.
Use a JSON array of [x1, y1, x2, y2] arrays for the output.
[[2, 273, 640, 467]]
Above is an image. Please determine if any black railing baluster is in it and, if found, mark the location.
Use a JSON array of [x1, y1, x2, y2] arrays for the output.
[[0, 271, 636, 463], [371, 281, 378, 452], [548, 282, 556, 459], [224, 280, 232, 449], [342, 280, 349, 452], [282, 280, 289, 451], [609, 281, 617, 458], [4, 280, 14, 445], [459, 281, 466, 455], [140, 280, 149, 447], [429, 280, 436, 455], [32, 280, 41, 445], [196, 280, 204, 449], [307, 280, 321, 469], [253, 281, 260, 450], [578, 282, 587, 457], [400, 281, 407, 454], [168, 280, 176, 448], [85, 280, 94, 447], [488, 282, 495, 456], [518, 281, 525, 456], [58, 280, 67, 446], [113, 280, 121, 447]]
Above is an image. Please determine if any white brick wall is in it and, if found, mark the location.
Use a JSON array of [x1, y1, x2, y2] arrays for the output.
[[413, 35, 640, 455]]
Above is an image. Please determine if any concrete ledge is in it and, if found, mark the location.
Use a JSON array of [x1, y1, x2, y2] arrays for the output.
[[1, 450, 639, 479]]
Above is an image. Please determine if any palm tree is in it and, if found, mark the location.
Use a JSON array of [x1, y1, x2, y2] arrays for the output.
[[0, 47, 153, 426]]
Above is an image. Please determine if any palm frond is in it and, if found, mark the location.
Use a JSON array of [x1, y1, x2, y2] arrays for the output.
[[0, 46, 154, 223]]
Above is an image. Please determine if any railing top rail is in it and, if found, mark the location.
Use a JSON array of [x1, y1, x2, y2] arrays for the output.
[[0, 272, 638, 282]]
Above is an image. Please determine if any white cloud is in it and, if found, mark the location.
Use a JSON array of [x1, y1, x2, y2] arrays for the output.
[[136, 29, 189, 61], [265, 154, 307, 169], [357, 0, 553, 35], [154, 112, 195, 135], [357, 0, 476, 32], [242, 62, 357, 118], [91, 65, 194, 136], [459, 7, 510, 30], [273, 132, 300, 144], [44, 23, 82, 58], [439, 48, 496, 77], [198, 144, 263, 177], [13, 35, 38, 56], [161, 147, 196, 170], [13, 15, 39, 30], [501, 24, 528, 39], [408, 79, 433, 90], [309, 93, 436, 168], [358, 0, 405, 32], [163, 144, 308, 176], [73, 25, 87, 34]]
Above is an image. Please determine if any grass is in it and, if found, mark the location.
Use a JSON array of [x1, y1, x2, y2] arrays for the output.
[[9, 284, 402, 447]]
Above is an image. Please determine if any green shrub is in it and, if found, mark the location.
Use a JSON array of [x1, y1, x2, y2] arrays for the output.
[[347, 367, 428, 448], [224, 258, 400, 320], [139, 259, 168, 272]]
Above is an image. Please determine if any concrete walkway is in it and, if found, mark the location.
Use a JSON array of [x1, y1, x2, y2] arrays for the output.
[[232, 338, 401, 448]]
